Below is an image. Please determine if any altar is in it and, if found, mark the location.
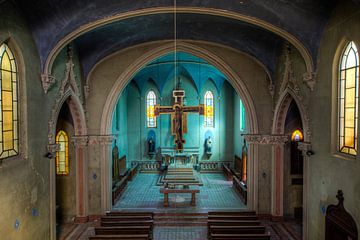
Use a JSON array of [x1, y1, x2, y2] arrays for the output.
[[160, 147, 199, 167]]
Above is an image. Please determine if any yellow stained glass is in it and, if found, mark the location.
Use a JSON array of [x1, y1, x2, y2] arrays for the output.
[[3, 111, 13, 131], [3, 131, 13, 150], [291, 129, 303, 141], [345, 68, 356, 88], [339, 42, 359, 155], [3, 91, 13, 111], [345, 108, 355, 127], [56, 130, 69, 175], [1, 52, 11, 71], [2, 70, 11, 91], [345, 88, 355, 108], [146, 91, 156, 128], [204, 91, 214, 127]]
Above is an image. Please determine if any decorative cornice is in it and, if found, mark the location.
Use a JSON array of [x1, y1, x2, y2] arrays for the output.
[[88, 135, 115, 146], [297, 142, 312, 155], [303, 71, 316, 91], [243, 134, 289, 145], [41, 74, 56, 94], [71, 136, 89, 147], [47, 144, 60, 154]]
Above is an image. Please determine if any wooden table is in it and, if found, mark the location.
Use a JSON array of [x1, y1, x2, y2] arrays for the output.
[[160, 188, 200, 207]]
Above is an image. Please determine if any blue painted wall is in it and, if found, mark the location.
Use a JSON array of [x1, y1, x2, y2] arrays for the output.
[[112, 76, 245, 164]]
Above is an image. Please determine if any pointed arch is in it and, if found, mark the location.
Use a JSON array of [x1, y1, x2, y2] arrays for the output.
[[272, 89, 310, 239], [146, 90, 157, 128], [99, 41, 260, 212], [338, 41, 359, 155], [204, 90, 214, 127]]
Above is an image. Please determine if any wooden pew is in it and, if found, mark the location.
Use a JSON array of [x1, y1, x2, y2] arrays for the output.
[[95, 226, 151, 235], [209, 225, 266, 234], [101, 215, 153, 222], [208, 211, 256, 216], [208, 215, 258, 221], [106, 212, 153, 217], [101, 220, 154, 227], [207, 220, 261, 227], [89, 234, 149, 240], [210, 233, 271, 240]]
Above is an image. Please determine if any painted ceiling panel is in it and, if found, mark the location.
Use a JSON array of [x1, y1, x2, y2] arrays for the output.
[[132, 52, 226, 94], [13, 0, 338, 71], [74, 13, 284, 80]]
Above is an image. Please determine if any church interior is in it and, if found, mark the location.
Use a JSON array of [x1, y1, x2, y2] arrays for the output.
[[0, 0, 359, 239]]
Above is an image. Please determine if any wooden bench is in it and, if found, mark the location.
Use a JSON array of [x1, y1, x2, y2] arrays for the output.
[[101, 215, 153, 222], [209, 225, 265, 234], [208, 215, 258, 221], [101, 220, 154, 227], [95, 226, 151, 235], [208, 211, 256, 216], [89, 234, 149, 240], [106, 212, 153, 217], [160, 188, 200, 207], [210, 233, 271, 240], [207, 220, 261, 227]]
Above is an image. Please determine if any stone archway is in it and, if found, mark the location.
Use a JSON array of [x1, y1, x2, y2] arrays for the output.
[[48, 56, 88, 240], [272, 89, 311, 240], [98, 41, 261, 213]]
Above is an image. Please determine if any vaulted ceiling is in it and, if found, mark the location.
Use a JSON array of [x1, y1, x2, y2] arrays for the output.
[[12, 0, 340, 80]]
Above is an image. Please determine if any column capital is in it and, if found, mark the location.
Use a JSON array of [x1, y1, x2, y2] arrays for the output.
[[47, 144, 60, 154], [243, 134, 289, 145]]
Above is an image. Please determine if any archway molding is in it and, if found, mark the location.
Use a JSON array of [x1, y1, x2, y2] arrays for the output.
[[43, 7, 314, 88], [98, 41, 260, 212], [272, 88, 310, 239], [48, 85, 88, 239]]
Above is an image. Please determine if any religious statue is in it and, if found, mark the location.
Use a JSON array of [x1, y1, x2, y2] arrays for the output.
[[205, 136, 212, 155], [148, 137, 156, 157], [112, 140, 119, 180], [155, 89, 204, 151]]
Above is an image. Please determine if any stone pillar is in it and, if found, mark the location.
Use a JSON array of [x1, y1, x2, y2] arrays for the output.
[[297, 142, 312, 240], [88, 135, 115, 214], [72, 136, 89, 223], [243, 134, 288, 217], [47, 143, 59, 240]]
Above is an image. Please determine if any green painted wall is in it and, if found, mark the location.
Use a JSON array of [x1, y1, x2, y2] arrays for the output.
[[114, 74, 239, 163], [0, 1, 52, 239]]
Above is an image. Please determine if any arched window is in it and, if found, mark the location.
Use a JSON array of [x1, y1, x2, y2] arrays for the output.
[[291, 129, 303, 142], [204, 91, 214, 127], [339, 41, 359, 155], [56, 130, 69, 175], [147, 91, 156, 128], [240, 99, 246, 131], [0, 43, 19, 159]]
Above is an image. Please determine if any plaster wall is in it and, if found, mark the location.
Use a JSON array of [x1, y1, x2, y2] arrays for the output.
[[56, 116, 76, 223], [307, 1, 360, 239], [0, 1, 53, 239]]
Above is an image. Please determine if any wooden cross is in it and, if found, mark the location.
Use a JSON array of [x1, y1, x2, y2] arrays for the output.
[[155, 90, 205, 150]]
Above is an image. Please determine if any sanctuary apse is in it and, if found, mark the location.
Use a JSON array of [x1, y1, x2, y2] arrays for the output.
[[0, 1, 360, 240]]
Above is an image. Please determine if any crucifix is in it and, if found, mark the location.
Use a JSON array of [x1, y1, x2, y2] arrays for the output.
[[155, 89, 205, 151]]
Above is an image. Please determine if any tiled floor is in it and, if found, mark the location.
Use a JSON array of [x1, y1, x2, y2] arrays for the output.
[[62, 173, 302, 239], [113, 173, 245, 210]]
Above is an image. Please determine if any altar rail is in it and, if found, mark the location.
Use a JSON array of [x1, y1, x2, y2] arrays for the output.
[[199, 161, 233, 172], [131, 160, 162, 172]]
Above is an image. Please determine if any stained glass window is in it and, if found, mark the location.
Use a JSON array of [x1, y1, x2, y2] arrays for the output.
[[240, 100, 246, 131], [147, 91, 156, 128], [339, 41, 359, 155], [56, 130, 69, 175], [0, 43, 19, 159], [291, 129, 303, 142], [204, 91, 214, 127]]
